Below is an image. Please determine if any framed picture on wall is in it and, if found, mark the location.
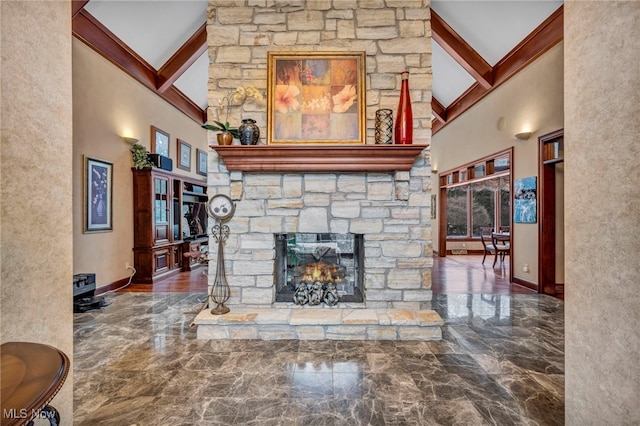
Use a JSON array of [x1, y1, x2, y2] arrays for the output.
[[84, 156, 113, 233], [514, 176, 537, 223], [196, 148, 207, 176], [266, 51, 366, 145], [178, 139, 191, 171], [151, 126, 170, 157]]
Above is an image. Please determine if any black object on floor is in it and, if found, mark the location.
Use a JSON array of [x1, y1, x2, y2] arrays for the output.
[[73, 296, 110, 313], [73, 273, 110, 312]]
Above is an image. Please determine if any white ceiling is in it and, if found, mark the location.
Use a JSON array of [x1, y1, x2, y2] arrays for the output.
[[85, 0, 210, 109], [82, 0, 563, 119], [432, 1, 563, 66], [431, 0, 562, 107]]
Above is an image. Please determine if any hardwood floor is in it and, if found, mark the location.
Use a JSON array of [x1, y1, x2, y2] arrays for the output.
[[116, 265, 208, 293], [431, 254, 534, 295], [116, 255, 534, 295]]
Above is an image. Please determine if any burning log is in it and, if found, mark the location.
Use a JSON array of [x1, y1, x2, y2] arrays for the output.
[[293, 261, 346, 284], [291, 246, 345, 306]]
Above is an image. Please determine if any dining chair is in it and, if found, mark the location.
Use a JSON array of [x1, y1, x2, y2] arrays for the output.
[[492, 232, 511, 267], [480, 227, 495, 264]]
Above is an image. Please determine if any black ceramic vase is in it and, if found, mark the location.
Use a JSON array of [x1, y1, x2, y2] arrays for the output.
[[238, 119, 260, 145]]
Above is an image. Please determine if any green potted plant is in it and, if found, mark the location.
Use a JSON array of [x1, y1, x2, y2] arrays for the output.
[[130, 143, 154, 169], [203, 87, 265, 146], [202, 120, 238, 146]]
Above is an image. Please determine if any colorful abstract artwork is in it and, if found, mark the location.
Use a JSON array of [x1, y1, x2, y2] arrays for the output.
[[514, 176, 537, 223], [267, 51, 365, 144]]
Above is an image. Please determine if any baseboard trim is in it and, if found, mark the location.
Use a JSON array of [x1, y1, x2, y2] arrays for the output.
[[445, 249, 484, 255], [512, 276, 538, 291], [95, 277, 134, 295]]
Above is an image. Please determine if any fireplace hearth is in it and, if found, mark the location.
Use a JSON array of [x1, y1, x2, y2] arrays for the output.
[[275, 233, 364, 304]]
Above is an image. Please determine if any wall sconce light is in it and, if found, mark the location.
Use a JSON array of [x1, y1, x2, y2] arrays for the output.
[[514, 131, 533, 141], [431, 169, 438, 174], [122, 136, 139, 144]]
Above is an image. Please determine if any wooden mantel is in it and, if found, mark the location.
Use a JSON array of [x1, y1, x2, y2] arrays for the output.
[[209, 144, 428, 172]]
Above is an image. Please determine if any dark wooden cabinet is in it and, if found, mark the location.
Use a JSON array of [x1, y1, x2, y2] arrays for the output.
[[132, 168, 207, 283]]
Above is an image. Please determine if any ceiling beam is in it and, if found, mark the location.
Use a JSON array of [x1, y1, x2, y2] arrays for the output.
[[443, 82, 489, 127], [431, 9, 493, 89], [431, 118, 444, 134], [72, 9, 206, 124], [71, 0, 89, 19], [157, 23, 207, 93], [73, 10, 157, 90], [163, 86, 207, 123], [431, 97, 446, 123], [432, 5, 563, 136]]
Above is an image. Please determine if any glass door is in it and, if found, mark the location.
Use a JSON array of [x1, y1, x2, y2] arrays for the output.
[[153, 176, 170, 243]]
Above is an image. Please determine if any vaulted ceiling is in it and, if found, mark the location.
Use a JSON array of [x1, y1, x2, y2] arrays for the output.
[[72, 1, 563, 135]]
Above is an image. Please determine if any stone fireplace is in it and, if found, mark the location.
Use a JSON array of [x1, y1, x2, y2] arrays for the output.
[[193, 1, 442, 340], [274, 232, 365, 304], [206, 169, 434, 310], [193, 167, 443, 340]]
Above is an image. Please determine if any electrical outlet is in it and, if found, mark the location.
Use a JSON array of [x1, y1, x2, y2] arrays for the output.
[[522, 263, 529, 273], [126, 262, 132, 270]]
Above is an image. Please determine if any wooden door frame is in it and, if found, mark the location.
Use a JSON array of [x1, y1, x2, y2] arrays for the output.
[[437, 180, 447, 256], [538, 129, 564, 295]]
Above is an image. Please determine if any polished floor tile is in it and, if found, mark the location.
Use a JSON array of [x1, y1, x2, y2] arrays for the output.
[[74, 291, 564, 425]]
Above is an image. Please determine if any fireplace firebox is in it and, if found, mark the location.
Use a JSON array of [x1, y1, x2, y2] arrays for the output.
[[275, 233, 364, 304]]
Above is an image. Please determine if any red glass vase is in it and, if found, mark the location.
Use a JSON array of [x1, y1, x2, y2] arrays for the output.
[[394, 71, 413, 144]]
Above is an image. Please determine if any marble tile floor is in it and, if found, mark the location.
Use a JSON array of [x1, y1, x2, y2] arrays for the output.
[[74, 292, 564, 425]]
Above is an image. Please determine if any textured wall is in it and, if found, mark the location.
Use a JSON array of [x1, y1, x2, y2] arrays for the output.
[[0, 0, 73, 421], [564, 2, 640, 423], [431, 43, 564, 283], [72, 40, 208, 288]]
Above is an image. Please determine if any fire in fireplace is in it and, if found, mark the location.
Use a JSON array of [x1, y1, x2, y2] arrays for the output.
[[275, 233, 364, 304]]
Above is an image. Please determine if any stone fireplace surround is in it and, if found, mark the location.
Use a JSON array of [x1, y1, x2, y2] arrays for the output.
[[193, 0, 442, 340], [193, 154, 444, 340]]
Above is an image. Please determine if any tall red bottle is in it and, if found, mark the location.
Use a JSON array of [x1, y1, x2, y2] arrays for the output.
[[394, 71, 413, 144]]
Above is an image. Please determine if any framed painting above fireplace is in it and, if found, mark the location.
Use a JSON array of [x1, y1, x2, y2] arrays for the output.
[[267, 51, 366, 145]]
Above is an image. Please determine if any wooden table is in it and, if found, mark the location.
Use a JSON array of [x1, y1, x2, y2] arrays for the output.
[[1, 342, 69, 426]]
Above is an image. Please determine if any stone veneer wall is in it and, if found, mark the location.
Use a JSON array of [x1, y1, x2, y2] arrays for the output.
[[207, 0, 433, 309]]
